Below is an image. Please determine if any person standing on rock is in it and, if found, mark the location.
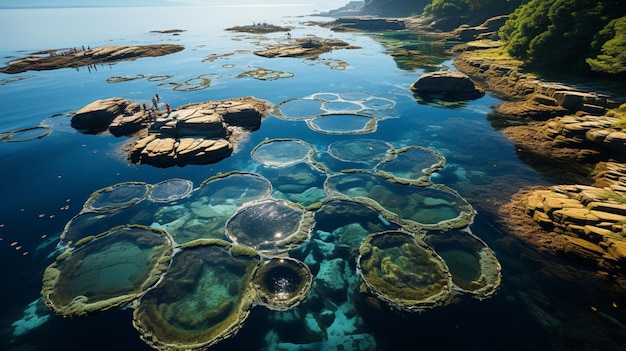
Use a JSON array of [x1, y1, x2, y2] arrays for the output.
[[165, 103, 170, 115]]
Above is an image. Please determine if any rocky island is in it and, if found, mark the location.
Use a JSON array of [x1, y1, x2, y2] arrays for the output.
[[254, 36, 360, 59], [226, 23, 292, 34], [71, 96, 272, 167], [0, 44, 184, 74]]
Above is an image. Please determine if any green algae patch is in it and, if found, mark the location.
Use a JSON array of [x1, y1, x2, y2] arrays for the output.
[[424, 229, 501, 299], [357, 231, 452, 312], [132, 240, 261, 351], [84, 181, 150, 212], [325, 170, 476, 232], [41, 225, 173, 317]]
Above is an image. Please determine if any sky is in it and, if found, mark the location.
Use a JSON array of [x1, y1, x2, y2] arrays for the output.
[[0, 0, 351, 9]]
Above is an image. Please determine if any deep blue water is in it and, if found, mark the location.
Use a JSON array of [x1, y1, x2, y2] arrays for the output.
[[1, 5, 626, 351]]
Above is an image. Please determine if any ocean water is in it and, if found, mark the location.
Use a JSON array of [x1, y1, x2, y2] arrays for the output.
[[1, 5, 626, 351]]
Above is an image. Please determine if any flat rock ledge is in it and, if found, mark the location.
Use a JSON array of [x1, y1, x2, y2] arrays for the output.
[[500, 161, 626, 285], [71, 96, 272, 167], [253, 36, 360, 59], [454, 45, 626, 162], [409, 70, 484, 101], [454, 52, 622, 120], [0, 44, 184, 74], [319, 17, 406, 31]]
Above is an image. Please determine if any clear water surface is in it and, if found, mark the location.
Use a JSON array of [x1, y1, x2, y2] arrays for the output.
[[1, 5, 625, 351]]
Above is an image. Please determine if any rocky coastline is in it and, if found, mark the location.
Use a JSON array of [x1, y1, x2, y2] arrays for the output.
[[450, 33, 626, 284], [322, 14, 626, 286]]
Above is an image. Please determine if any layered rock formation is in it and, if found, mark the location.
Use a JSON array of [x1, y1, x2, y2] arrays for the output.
[[71, 96, 272, 167], [452, 43, 626, 279], [500, 162, 626, 278], [0, 44, 184, 74]]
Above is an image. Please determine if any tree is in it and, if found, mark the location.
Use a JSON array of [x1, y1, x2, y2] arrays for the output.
[[499, 0, 626, 74], [586, 15, 626, 74]]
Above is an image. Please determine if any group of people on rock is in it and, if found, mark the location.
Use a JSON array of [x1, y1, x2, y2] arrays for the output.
[[143, 94, 171, 123]]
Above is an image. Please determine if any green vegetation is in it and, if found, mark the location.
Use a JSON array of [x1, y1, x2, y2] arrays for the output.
[[499, 0, 626, 75], [608, 103, 626, 129], [422, 0, 524, 17], [599, 189, 626, 204]]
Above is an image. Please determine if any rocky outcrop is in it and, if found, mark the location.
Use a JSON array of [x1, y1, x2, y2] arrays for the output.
[[127, 135, 233, 168], [254, 37, 360, 59], [500, 161, 626, 274], [409, 70, 484, 101], [454, 52, 622, 119], [72, 98, 133, 134], [72, 96, 272, 167], [226, 24, 292, 34], [0, 44, 184, 74], [320, 17, 406, 31]]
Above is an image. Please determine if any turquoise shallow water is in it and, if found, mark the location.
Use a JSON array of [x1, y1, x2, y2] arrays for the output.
[[1, 5, 626, 351]]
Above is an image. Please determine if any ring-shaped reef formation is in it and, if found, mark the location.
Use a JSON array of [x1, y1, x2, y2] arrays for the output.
[[357, 230, 453, 312], [307, 113, 378, 135], [146, 75, 173, 82], [132, 239, 261, 351], [236, 67, 294, 81], [0, 126, 50, 142], [272, 98, 327, 120], [0, 74, 34, 85], [83, 181, 151, 212], [312, 198, 400, 251], [251, 138, 314, 167], [272, 91, 395, 131], [328, 139, 394, 167], [255, 162, 327, 207], [225, 198, 314, 254], [41, 112, 72, 127], [41, 225, 173, 317], [106, 74, 145, 83], [157, 74, 216, 91], [61, 205, 152, 246], [424, 229, 501, 299], [155, 172, 273, 245], [375, 145, 446, 186], [251, 257, 312, 311], [325, 170, 475, 232], [149, 178, 193, 203]]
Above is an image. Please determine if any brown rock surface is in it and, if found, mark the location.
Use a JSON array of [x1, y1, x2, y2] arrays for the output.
[[253, 37, 359, 59], [0, 44, 184, 74], [409, 70, 484, 101], [500, 162, 626, 274]]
